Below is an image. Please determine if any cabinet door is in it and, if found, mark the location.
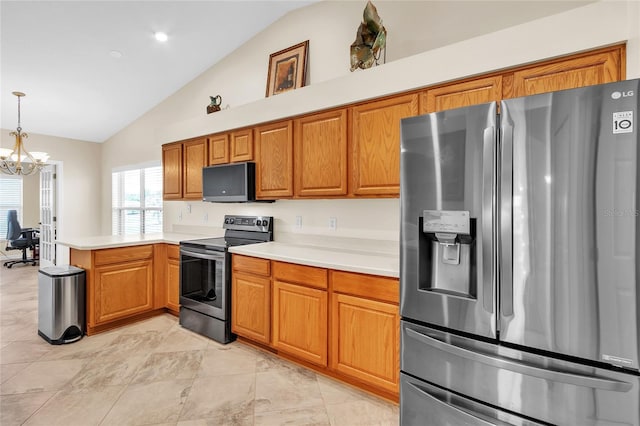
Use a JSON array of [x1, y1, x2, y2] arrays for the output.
[[94, 260, 154, 325], [183, 138, 208, 199], [273, 280, 328, 366], [255, 120, 293, 198], [232, 271, 271, 344], [162, 143, 183, 200], [351, 94, 418, 196], [421, 76, 502, 114], [505, 45, 624, 98], [166, 247, 180, 315], [294, 109, 348, 197], [230, 129, 254, 162], [208, 134, 229, 165], [331, 293, 399, 393]]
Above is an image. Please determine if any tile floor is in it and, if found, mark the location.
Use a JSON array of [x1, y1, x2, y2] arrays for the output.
[[0, 264, 399, 426]]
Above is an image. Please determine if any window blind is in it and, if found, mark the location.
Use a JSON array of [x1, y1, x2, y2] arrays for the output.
[[0, 175, 23, 239]]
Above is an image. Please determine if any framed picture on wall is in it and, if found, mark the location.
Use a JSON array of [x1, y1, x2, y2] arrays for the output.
[[265, 40, 309, 97]]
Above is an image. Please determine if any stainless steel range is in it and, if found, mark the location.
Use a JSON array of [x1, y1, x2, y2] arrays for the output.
[[179, 215, 273, 343]]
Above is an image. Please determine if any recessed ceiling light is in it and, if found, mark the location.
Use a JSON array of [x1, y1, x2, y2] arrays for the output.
[[154, 32, 168, 42], [110, 50, 123, 58]]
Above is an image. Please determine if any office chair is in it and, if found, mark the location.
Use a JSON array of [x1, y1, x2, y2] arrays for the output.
[[4, 210, 39, 268]]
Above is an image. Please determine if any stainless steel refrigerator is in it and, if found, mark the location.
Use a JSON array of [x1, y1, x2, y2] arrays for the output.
[[400, 79, 640, 425]]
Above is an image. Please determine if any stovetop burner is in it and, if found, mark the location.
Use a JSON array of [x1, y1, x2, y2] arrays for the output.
[[180, 215, 273, 250], [181, 236, 266, 249]]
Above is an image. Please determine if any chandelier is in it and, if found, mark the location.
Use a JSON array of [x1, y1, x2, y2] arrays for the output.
[[0, 91, 49, 176]]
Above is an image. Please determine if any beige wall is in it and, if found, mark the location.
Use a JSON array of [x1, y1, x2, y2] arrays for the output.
[[96, 0, 638, 238], [0, 130, 102, 241]]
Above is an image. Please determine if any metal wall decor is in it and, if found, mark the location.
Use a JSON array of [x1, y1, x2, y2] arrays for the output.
[[207, 95, 222, 114], [350, 1, 387, 71]]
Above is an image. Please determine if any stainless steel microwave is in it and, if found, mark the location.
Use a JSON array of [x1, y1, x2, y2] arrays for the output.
[[202, 162, 256, 203]]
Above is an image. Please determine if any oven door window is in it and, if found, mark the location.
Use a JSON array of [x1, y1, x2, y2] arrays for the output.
[[180, 249, 226, 318]]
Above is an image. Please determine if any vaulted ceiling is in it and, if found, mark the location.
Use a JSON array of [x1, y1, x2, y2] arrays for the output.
[[0, 1, 315, 143]]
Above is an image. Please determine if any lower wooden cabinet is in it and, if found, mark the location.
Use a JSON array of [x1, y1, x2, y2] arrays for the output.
[[94, 259, 154, 324], [230, 254, 399, 400], [232, 256, 272, 344], [166, 245, 180, 315], [85, 245, 156, 330], [330, 270, 400, 394], [71, 243, 182, 335], [273, 280, 328, 366], [330, 293, 399, 394]]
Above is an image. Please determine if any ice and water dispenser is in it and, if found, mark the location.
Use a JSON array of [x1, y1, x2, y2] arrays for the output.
[[419, 210, 476, 298]]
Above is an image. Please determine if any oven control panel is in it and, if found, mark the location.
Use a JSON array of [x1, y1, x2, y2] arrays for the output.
[[223, 215, 272, 231]]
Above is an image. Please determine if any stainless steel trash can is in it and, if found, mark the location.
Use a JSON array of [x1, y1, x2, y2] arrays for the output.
[[38, 265, 86, 344]]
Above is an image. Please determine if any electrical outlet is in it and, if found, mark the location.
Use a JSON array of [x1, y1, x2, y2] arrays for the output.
[[186, 203, 191, 213], [329, 217, 337, 231], [295, 215, 303, 230], [178, 211, 183, 221], [203, 213, 208, 222]]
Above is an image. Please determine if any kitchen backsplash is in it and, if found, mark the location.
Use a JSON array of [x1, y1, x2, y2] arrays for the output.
[[164, 198, 400, 242]]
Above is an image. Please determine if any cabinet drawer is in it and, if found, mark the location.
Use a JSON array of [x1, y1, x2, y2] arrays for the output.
[[94, 245, 154, 266], [273, 261, 327, 289], [232, 255, 270, 276], [331, 270, 399, 304], [167, 244, 180, 260]]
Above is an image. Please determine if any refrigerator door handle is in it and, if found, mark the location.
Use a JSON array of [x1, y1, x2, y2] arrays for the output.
[[405, 381, 518, 426], [482, 127, 495, 313], [405, 328, 633, 392], [499, 123, 514, 316]]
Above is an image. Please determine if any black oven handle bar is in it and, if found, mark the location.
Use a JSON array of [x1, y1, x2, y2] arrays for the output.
[[180, 247, 225, 260]]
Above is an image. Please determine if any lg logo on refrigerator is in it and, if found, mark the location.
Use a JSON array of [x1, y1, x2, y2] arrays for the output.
[[611, 90, 634, 99]]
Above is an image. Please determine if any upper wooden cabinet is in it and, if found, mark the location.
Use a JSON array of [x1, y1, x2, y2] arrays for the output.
[[255, 120, 294, 199], [183, 138, 208, 199], [161, 45, 625, 202], [208, 133, 229, 165], [162, 137, 207, 200], [230, 128, 254, 162], [421, 76, 503, 114], [351, 94, 419, 197], [162, 143, 182, 200], [294, 109, 348, 197], [504, 45, 625, 98]]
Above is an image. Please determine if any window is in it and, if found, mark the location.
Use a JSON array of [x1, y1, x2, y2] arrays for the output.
[[0, 175, 23, 239], [112, 164, 162, 235]]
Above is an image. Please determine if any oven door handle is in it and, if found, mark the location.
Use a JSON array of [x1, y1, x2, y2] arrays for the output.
[[180, 249, 225, 260]]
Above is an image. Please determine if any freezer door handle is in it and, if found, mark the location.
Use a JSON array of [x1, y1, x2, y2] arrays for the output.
[[406, 381, 518, 426], [482, 126, 495, 313], [499, 123, 514, 316], [405, 328, 633, 392]]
